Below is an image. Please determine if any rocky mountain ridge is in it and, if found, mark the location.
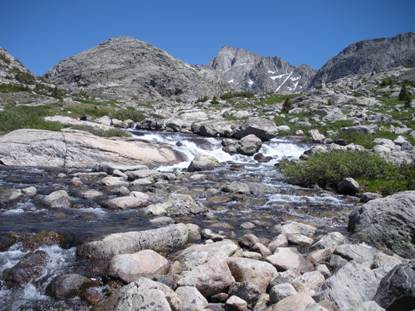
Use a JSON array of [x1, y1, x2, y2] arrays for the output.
[[310, 32, 415, 87], [208, 46, 316, 93], [44, 36, 226, 102]]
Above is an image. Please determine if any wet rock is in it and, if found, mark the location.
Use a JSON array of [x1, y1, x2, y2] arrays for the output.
[[109, 250, 170, 283], [150, 216, 174, 225], [374, 262, 415, 310], [254, 153, 273, 163], [360, 192, 383, 203], [175, 286, 208, 310], [42, 190, 71, 208], [0, 233, 17, 251], [222, 181, 251, 194], [177, 259, 235, 297], [71, 177, 82, 187], [80, 286, 104, 306], [202, 229, 226, 241], [266, 247, 312, 273], [188, 154, 220, 172], [22, 186, 37, 196], [0, 188, 23, 205], [318, 261, 379, 310], [22, 231, 68, 250], [145, 193, 206, 216], [46, 273, 92, 299], [211, 292, 230, 303], [77, 223, 190, 260], [81, 189, 104, 200], [237, 134, 262, 156], [102, 195, 149, 209], [225, 295, 248, 311], [3, 250, 49, 287], [348, 191, 415, 258], [228, 282, 262, 306], [337, 177, 360, 195], [269, 283, 297, 304], [268, 293, 315, 311], [95, 277, 181, 311], [177, 240, 239, 271], [101, 176, 129, 187], [227, 257, 277, 292], [240, 222, 255, 230]]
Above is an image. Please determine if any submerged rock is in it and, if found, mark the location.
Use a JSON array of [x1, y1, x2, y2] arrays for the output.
[[46, 273, 92, 299], [3, 250, 49, 287], [41, 190, 71, 209]]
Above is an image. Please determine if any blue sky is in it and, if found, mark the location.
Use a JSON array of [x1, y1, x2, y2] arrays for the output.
[[1, 0, 414, 75]]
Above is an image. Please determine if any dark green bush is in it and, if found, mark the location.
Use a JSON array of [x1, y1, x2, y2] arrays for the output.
[[279, 151, 414, 195], [220, 92, 255, 100]]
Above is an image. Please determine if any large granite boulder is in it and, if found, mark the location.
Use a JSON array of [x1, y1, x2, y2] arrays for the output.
[[348, 191, 415, 258], [0, 129, 184, 168]]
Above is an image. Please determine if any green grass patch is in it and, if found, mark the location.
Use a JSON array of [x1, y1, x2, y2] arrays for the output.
[[220, 91, 255, 100], [279, 151, 415, 195], [0, 84, 30, 93], [0, 105, 64, 134], [69, 125, 130, 137]]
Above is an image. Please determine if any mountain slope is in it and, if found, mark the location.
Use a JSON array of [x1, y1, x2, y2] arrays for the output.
[[0, 48, 37, 86], [208, 46, 315, 93], [310, 32, 415, 87], [45, 36, 225, 102]]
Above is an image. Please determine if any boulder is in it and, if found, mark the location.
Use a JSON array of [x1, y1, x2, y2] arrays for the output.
[[101, 176, 129, 187], [177, 259, 235, 297], [103, 195, 150, 210], [337, 177, 360, 195], [109, 250, 170, 282], [77, 223, 189, 260], [227, 257, 277, 292], [279, 222, 317, 238], [226, 295, 248, 311], [312, 232, 347, 250], [176, 240, 239, 271], [188, 154, 220, 172], [95, 277, 181, 311], [266, 247, 312, 273], [269, 283, 298, 304], [222, 182, 251, 194], [3, 250, 49, 287], [237, 134, 262, 156], [318, 261, 380, 310], [46, 273, 92, 299], [228, 282, 262, 306], [233, 118, 279, 141], [42, 190, 71, 208], [145, 193, 206, 216], [348, 191, 415, 258], [374, 262, 415, 310], [175, 286, 208, 310], [0, 129, 184, 168], [268, 293, 315, 311]]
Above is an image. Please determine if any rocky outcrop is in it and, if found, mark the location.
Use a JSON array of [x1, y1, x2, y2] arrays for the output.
[[45, 36, 225, 102], [0, 129, 184, 168], [374, 262, 415, 310], [0, 48, 37, 86], [77, 223, 190, 260], [310, 32, 415, 87], [208, 46, 315, 93], [96, 277, 182, 311], [348, 191, 415, 258]]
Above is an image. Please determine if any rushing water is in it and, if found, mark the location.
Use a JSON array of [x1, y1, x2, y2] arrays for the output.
[[0, 130, 356, 310]]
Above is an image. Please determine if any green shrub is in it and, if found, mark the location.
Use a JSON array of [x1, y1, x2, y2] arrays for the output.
[[69, 125, 130, 137], [0, 84, 30, 93], [220, 92, 255, 100], [398, 83, 412, 104], [279, 151, 414, 195], [211, 96, 220, 105], [0, 105, 63, 134]]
